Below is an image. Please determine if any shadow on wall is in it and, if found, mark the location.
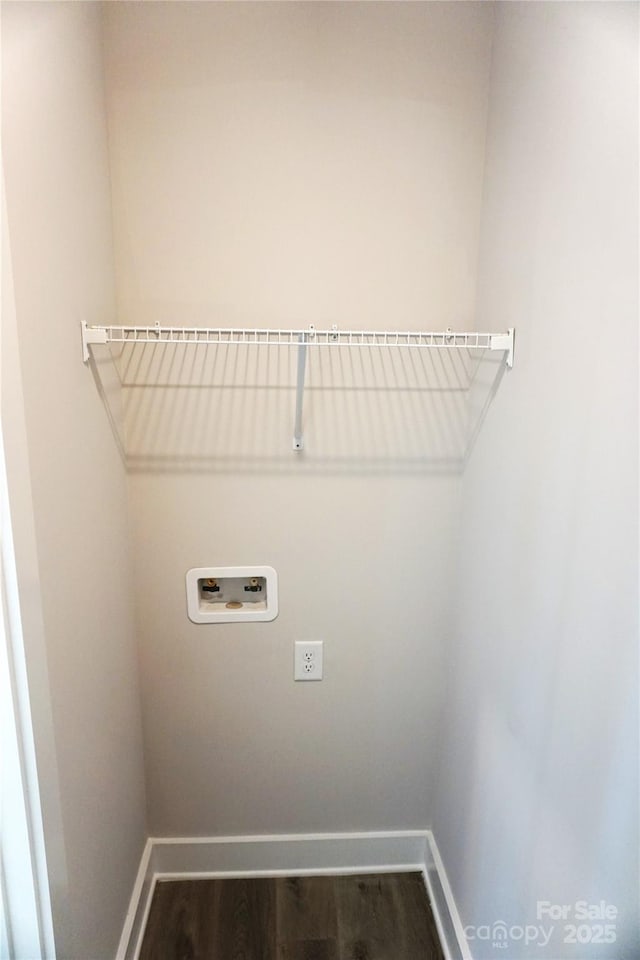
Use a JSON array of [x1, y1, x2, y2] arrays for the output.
[[89, 339, 507, 476]]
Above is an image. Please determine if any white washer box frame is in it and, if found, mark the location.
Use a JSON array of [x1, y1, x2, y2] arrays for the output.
[[186, 566, 278, 624]]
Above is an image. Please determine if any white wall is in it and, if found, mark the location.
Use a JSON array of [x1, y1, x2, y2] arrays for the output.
[[1, 4, 147, 957], [102, 1, 494, 836], [433, 3, 639, 957]]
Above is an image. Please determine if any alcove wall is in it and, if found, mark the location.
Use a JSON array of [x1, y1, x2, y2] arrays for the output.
[[433, 5, 639, 957], [102, 0, 494, 837], [1, 5, 146, 958]]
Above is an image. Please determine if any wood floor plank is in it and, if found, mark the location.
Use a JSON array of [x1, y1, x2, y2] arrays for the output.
[[139, 878, 277, 960], [402, 874, 444, 960], [211, 877, 277, 960], [335, 874, 400, 960], [276, 876, 338, 943], [335, 873, 443, 960], [139, 879, 215, 960], [279, 940, 339, 960]]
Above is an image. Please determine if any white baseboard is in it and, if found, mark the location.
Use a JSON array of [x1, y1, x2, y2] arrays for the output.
[[115, 829, 469, 960], [423, 831, 472, 960], [115, 839, 153, 960], [150, 829, 428, 878]]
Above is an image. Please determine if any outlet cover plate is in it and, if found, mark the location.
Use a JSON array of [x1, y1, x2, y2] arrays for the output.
[[294, 640, 323, 681]]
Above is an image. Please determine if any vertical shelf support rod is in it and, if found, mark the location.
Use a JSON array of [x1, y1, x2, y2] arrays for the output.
[[292, 327, 312, 451]]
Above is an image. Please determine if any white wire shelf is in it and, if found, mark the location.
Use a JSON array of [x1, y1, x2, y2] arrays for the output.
[[82, 321, 513, 364], [81, 322, 514, 455]]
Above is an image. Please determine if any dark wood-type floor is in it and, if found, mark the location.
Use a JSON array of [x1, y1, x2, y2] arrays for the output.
[[139, 873, 445, 960]]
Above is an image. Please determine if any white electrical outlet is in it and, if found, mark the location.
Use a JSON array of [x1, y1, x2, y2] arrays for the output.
[[294, 640, 323, 681]]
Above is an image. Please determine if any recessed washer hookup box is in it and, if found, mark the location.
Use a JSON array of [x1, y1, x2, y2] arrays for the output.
[[186, 566, 278, 623]]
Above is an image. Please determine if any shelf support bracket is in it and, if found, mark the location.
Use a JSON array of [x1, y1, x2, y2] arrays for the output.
[[292, 328, 312, 451], [490, 327, 515, 369], [81, 321, 108, 363]]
